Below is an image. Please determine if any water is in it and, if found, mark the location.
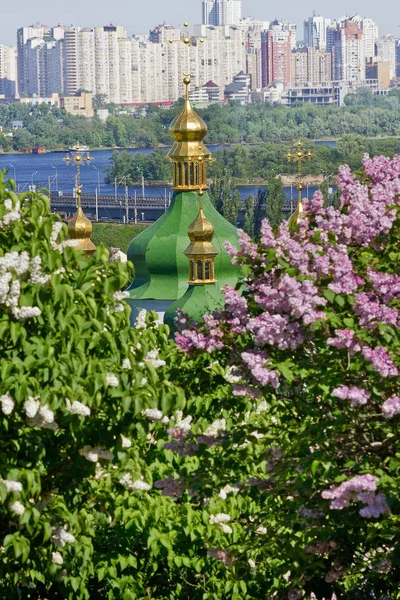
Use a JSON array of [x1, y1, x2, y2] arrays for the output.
[[0, 148, 327, 200]]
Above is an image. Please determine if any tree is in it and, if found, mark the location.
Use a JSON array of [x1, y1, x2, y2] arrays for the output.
[[175, 155, 400, 599], [265, 173, 285, 229], [243, 194, 255, 237], [253, 187, 267, 240], [223, 189, 241, 225], [104, 150, 135, 184], [93, 94, 107, 111]]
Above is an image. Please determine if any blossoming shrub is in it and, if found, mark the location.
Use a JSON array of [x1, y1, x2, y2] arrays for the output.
[[0, 173, 212, 599], [172, 156, 400, 598]]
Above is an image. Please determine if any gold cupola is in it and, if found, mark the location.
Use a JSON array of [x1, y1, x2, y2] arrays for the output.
[[184, 190, 218, 284], [168, 75, 212, 190], [68, 187, 96, 255], [64, 143, 96, 256]]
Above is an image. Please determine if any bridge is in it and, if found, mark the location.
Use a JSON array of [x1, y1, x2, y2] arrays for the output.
[[50, 193, 297, 223]]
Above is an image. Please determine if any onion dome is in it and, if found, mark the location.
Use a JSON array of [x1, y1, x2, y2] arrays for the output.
[[168, 75, 212, 190], [170, 75, 208, 143], [68, 188, 96, 255], [184, 190, 218, 284]]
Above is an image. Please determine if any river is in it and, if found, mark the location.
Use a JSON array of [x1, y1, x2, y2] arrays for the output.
[[0, 147, 329, 201]]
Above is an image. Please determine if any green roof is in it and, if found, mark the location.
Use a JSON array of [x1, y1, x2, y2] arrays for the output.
[[127, 189, 239, 306]]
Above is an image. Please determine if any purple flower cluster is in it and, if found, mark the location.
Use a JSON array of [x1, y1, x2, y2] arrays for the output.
[[247, 313, 304, 350], [332, 385, 371, 406], [367, 269, 400, 303], [241, 351, 280, 389], [223, 286, 249, 333], [154, 477, 186, 497], [362, 346, 399, 378], [322, 474, 390, 518], [175, 329, 223, 354], [207, 548, 232, 565], [327, 329, 362, 353], [354, 292, 398, 329], [382, 394, 400, 419]]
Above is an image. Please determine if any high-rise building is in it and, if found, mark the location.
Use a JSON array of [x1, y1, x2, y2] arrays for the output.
[[291, 47, 332, 86], [377, 34, 396, 80], [304, 15, 331, 51], [261, 25, 292, 87], [0, 45, 17, 97], [202, 0, 242, 26], [330, 20, 365, 83], [17, 25, 51, 93], [349, 16, 378, 61]]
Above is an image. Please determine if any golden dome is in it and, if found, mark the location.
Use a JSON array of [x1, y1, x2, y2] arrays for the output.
[[185, 192, 218, 260], [169, 75, 208, 144], [68, 202, 96, 255]]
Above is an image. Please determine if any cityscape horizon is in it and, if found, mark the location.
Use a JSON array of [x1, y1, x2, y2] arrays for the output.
[[1, 0, 399, 46]]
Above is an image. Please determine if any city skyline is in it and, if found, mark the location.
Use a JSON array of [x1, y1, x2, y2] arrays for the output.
[[1, 0, 399, 46]]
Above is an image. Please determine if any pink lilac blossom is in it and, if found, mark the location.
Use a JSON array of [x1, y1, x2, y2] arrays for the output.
[[241, 351, 280, 389], [154, 477, 186, 497], [367, 269, 400, 303], [259, 219, 275, 248], [327, 329, 362, 353], [303, 190, 325, 215], [354, 292, 398, 329], [252, 274, 326, 326], [232, 384, 262, 399], [207, 548, 233, 565], [362, 346, 399, 377], [246, 313, 304, 350], [382, 395, 400, 418], [175, 329, 223, 353], [332, 385, 371, 406], [222, 285, 249, 333], [322, 474, 390, 518]]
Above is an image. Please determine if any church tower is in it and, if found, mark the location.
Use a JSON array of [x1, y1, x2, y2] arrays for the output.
[[127, 75, 239, 324]]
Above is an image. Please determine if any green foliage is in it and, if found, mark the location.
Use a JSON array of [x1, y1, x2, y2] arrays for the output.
[[91, 223, 147, 253], [104, 149, 172, 184], [265, 174, 285, 229], [3, 97, 400, 151], [243, 195, 254, 238]]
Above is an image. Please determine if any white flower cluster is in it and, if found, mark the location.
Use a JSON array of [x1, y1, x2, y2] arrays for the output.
[[209, 513, 233, 534], [1, 197, 21, 229], [122, 358, 131, 370], [1, 479, 22, 493], [24, 398, 58, 430], [203, 419, 226, 437], [119, 473, 151, 491], [143, 349, 166, 369], [66, 399, 91, 416], [28, 256, 50, 285], [174, 410, 192, 432], [0, 393, 15, 415], [9, 500, 25, 516], [113, 290, 130, 313], [121, 435, 132, 448], [52, 526, 76, 548], [105, 373, 119, 388], [141, 408, 169, 424], [52, 551, 64, 565], [79, 445, 114, 463], [134, 309, 147, 330], [224, 366, 242, 384], [218, 484, 239, 500], [0, 251, 42, 321], [50, 222, 78, 253]]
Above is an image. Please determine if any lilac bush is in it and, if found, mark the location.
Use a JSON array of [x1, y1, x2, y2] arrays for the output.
[[171, 155, 400, 598]]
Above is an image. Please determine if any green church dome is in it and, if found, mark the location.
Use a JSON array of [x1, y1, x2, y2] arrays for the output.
[[126, 76, 240, 325]]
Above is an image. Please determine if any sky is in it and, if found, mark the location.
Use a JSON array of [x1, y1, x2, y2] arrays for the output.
[[1, 0, 399, 46]]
